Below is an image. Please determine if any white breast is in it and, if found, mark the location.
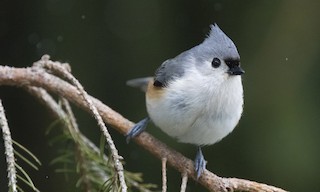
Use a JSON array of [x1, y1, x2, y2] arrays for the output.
[[146, 70, 243, 146]]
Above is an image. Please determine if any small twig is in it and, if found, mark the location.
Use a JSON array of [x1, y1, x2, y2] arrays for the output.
[[26, 87, 65, 117], [162, 157, 167, 192], [62, 98, 93, 191], [180, 172, 188, 192], [61, 98, 80, 133], [27, 87, 93, 190], [25, 86, 108, 160], [0, 99, 17, 192], [33, 55, 127, 192]]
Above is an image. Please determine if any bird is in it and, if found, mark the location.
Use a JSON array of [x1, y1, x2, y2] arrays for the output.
[[125, 24, 244, 178]]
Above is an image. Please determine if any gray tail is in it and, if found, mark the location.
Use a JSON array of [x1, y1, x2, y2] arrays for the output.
[[126, 77, 153, 92]]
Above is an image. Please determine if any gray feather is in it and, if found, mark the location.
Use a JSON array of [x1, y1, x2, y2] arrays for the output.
[[126, 77, 153, 92], [154, 51, 191, 87], [201, 24, 240, 60]]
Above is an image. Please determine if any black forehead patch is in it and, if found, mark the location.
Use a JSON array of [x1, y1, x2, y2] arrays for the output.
[[224, 58, 240, 68]]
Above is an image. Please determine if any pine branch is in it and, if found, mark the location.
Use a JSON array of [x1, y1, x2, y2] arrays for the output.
[[0, 57, 287, 192], [25, 86, 154, 191], [33, 55, 127, 192]]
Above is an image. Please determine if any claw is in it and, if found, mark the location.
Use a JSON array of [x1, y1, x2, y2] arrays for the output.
[[126, 117, 150, 143], [194, 147, 206, 179]]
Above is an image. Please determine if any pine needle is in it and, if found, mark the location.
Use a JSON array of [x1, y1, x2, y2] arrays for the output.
[[12, 140, 41, 166], [13, 150, 39, 170], [15, 163, 39, 192]]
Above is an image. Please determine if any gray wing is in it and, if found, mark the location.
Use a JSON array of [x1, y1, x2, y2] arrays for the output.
[[126, 77, 153, 92], [154, 54, 188, 87]]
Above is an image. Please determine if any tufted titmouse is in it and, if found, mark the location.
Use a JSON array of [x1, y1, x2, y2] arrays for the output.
[[126, 24, 244, 178]]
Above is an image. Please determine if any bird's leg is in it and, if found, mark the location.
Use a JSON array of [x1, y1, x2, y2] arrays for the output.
[[126, 117, 150, 143], [194, 146, 206, 179]]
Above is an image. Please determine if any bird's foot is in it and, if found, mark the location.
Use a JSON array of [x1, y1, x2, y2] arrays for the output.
[[126, 117, 150, 143], [194, 147, 206, 179]]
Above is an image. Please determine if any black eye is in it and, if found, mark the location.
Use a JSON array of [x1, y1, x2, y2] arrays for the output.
[[211, 57, 221, 68]]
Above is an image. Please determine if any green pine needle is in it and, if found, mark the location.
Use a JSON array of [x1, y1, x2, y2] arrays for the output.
[[15, 163, 39, 192], [13, 150, 39, 170], [45, 118, 64, 135], [16, 174, 40, 192], [12, 140, 41, 166], [54, 168, 75, 173], [50, 152, 74, 165]]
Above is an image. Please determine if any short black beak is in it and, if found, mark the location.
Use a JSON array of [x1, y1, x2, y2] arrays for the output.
[[227, 66, 245, 76]]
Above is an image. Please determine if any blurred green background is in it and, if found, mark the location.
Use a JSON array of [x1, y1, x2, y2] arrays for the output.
[[1, 0, 320, 191]]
